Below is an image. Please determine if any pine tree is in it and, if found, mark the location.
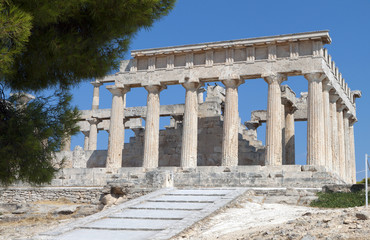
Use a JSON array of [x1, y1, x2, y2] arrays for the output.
[[0, 0, 175, 185]]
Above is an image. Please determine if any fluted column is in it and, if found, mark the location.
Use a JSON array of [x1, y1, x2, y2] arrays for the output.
[[305, 73, 326, 166], [322, 80, 333, 171], [284, 104, 296, 165], [264, 74, 286, 165], [87, 118, 101, 150], [106, 85, 130, 169], [197, 87, 205, 104], [181, 82, 201, 168], [337, 103, 346, 180], [143, 85, 164, 169], [281, 101, 286, 164], [329, 93, 340, 175], [91, 81, 103, 110], [82, 131, 89, 150], [221, 78, 243, 166], [343, 111, 351, 183], [349, 120, 356, 183]]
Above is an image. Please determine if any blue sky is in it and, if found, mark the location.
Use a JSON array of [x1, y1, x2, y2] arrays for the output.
[[70, 0, 370, 181]]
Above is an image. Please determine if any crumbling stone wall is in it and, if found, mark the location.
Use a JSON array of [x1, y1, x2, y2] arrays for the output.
[[0, 187, 104, 204]]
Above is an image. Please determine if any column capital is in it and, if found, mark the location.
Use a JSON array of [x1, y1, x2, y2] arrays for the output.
[[221, 78, 244, 88], [336, 101, 347, 112], [262, 73, 287, 85], [244, 120, 261, 130], [106, 85, 130, 96], [304, 72, 326, 82], [343, 110, 353, 119], [87, 118, 101, 125], [81, 131, 90, 136], [144, 84, 166, 93], [329, 91, 340, 103], [349, 117, 357, 126], [322, 79, 333, 91], [91, 81, 103, 88], [182, 82, 202, 91], [197, 87, 206, 94], [284, 102, 298, 114]]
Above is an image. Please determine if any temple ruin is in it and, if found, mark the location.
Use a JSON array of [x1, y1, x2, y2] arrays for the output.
[[57, 30, 361, 187]]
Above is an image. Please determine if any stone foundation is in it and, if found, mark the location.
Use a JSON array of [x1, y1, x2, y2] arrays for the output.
[[0, 187, 104, 204], [10, 165, 344, 189]]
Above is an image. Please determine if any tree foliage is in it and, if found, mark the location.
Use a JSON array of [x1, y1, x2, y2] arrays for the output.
[[0, 0, 175, 185], [0, 85, 80, 186], [1, 0, 175, 91]]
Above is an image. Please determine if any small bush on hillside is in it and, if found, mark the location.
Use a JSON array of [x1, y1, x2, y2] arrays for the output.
[[357, 178, 370, 184], [310, 191, 368, 208]]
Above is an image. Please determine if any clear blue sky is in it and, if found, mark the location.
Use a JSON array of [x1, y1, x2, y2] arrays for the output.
[[70, 0, 370, 181]]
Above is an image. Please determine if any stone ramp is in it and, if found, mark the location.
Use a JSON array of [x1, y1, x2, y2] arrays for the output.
[[34, 188, 246, 240]]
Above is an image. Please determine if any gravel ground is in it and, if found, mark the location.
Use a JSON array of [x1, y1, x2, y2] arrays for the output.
[[172, 197, 370, 240]]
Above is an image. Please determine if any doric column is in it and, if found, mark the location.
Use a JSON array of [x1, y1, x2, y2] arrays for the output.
[[284, 104, 296, 165], [281, 101, 286, 164], [329, 92, 340, 175], [322, 80, 333, 171], [349, 119, 356, 184], [106, 85, 130, 169], [61, 135, 71, 151], [82, 131, 89, 150], [336, 102, 346, 180], [87, 118, 101, 150], [264, 73, 286, 165], [143, 85, 165, 169], [91, 81, 103, 110], [343, 111, 352, 183], [181, 82, 201, 168], [221, 78, 244, 166], [197, 87, 205, 104], [305, 73, 326, 166]]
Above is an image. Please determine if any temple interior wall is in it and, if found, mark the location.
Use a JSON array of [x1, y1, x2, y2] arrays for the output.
[[59, 115, 265, 168]]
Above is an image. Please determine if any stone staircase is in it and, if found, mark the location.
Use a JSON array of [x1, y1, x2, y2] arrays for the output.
[[35, 188, 246, 240]]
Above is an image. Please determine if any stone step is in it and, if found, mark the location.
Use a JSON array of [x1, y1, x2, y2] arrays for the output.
[[56, 229, 159, 240], [34, 188, 247, 240], [109, 209, 196, 220], [82, 218, 178, 230]]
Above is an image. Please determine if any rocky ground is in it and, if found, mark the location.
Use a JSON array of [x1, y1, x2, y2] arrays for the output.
[[1, 189, 369, 240], [172, 193, 370, 240], [0, 199, 101, 240]]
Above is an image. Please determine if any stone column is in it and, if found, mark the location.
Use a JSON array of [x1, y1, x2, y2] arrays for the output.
[[349, 119, 356, 184], [281, 101, 286, 164], [221, 78, 243, 166], [91, 81, 103, 110], [82, 131, 89, 150], [337, 103, 346, 180], [181, 82, 201, 168], [264, 74, 286, 165], [61, 135, 71, 151], [106, 85, 130, 169], [197, 87, 205, 104], [284, 104, 296, 165], [343, 111, 352, 183], [87, 118, 101, 150], [305, 73, 326, 166], [322, 80, 333, 171], [143, 85, 164, 169], [329, 92, 340, 175]]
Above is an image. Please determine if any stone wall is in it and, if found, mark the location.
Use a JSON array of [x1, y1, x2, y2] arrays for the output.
[[58, 116, 265, 168], [0, 187, 104, 204]]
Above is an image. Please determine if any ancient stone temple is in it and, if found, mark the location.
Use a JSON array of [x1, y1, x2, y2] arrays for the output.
[[58, 30, 361, 187]]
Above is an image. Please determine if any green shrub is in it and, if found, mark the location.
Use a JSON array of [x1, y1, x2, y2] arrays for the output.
[[310, 191, 368, 208], [357, 178, 370, 184]]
